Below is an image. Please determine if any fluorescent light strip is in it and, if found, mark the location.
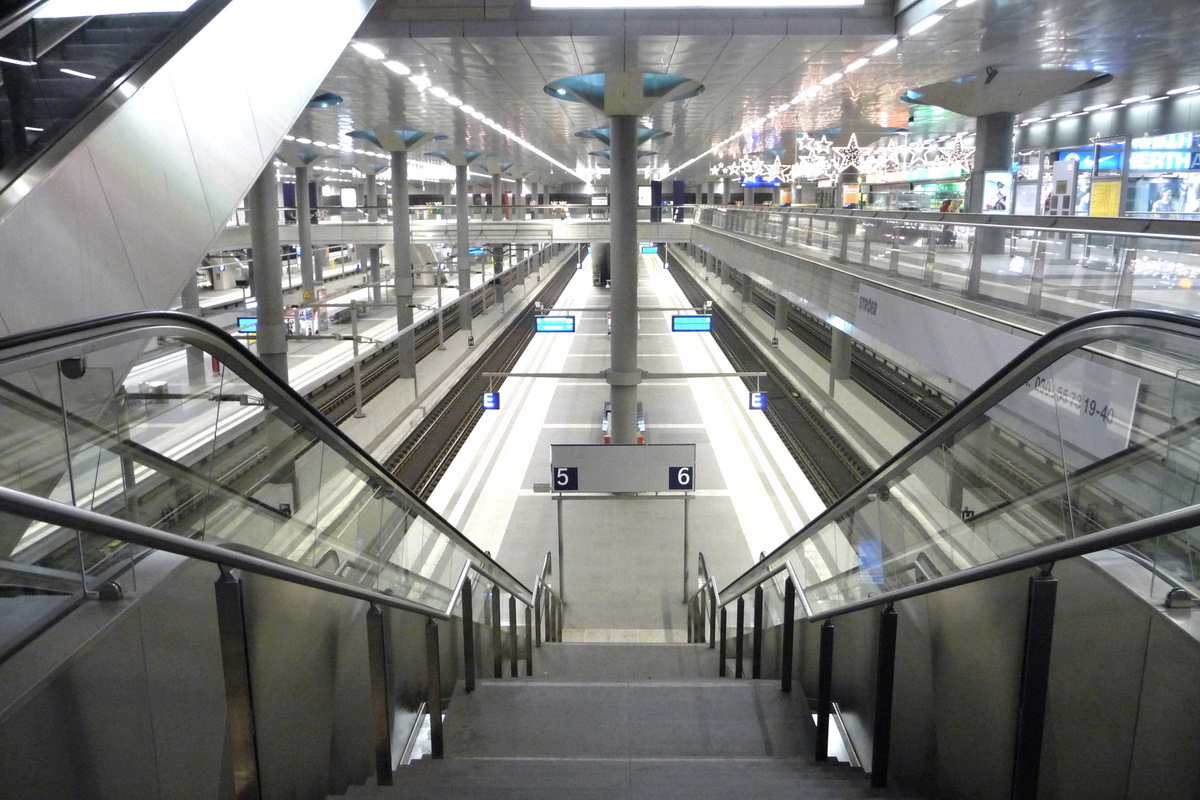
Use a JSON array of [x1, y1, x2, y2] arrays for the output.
[[907, 13, 943, 35], [351, 42, 385, 60], [531, 0, 864, 7], [60, 67, 96, 79], [1168, 84, 1200, 95]]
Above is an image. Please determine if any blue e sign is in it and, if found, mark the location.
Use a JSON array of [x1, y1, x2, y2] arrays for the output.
[[482, 392, 500, 410], [749, 391, 768, 410]]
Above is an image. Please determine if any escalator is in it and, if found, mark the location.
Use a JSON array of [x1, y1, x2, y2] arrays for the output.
[[3, 309, 1200, 798], [0, 0, 373, 338]]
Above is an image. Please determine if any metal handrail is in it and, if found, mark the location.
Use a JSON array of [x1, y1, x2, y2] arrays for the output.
[[0, 310, 534, 606], [698, 204, 1200, 241], [718, 309, 1200, 617], [0, 485, 452, 620]]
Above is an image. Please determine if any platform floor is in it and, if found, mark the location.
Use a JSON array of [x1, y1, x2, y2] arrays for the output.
[[425, 255, 834, 641]]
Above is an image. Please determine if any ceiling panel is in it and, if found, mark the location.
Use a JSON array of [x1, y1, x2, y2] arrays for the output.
[[286, 0, 1200, 184]]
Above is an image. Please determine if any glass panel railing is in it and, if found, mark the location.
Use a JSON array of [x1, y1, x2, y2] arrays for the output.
[[695, 207, 1200, 326], [0, 311, 531, 655], [719, 310, 1200, 617], [0, 1, 225, 193]]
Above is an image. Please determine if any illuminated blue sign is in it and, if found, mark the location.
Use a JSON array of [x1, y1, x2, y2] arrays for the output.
[[641, 245, 659, 254], [672, 315, 712, 332], [741, 176, 783, 187], [482, 392, 500, 410], [536, 315, 576, 333], [469, 247, 486, 254], [749, 391, 768, 410], [236, 317, 257, 334]]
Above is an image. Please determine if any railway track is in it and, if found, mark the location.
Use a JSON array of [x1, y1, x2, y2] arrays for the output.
[[671, 266, 869, 505], [384, 261, 577, 499]]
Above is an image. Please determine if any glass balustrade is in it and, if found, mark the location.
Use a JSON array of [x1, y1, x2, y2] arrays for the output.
[[0, 312, 529, 656], [697, 207, 1200, 326], [718, 310, 1200, 617]]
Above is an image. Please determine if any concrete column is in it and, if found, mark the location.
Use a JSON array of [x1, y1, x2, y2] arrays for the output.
[[829, 327, 852, 396], [608, 114, 641, 444], [491, 173, 502, 220], [743, 181, 753, 208], [366, 173, 382, 304], [249, 167, 287, 381], [296, 166, 315, 305], [968, 112, 1016, 297], [180, 270, 207, 383], [773, 291, 788, 345], [456, 165, 473, 342], [392, 151, 415, 380]]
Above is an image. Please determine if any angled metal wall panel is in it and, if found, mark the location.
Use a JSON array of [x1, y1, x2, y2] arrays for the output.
[[0, 0, 375, 337]]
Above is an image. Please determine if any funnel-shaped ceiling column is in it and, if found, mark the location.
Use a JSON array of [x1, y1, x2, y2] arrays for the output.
[[903, 67, 1110, 213], [547, 72, 703, 444], [354, 159, 389, 304], [351, 130, 445, 379], [433, 150, 485, 343]]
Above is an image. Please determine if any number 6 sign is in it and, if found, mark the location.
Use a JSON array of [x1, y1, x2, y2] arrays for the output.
[[668, 466, 693, 490]]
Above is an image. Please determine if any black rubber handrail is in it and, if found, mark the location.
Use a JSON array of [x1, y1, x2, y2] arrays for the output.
[[0, 310, 534, 605]]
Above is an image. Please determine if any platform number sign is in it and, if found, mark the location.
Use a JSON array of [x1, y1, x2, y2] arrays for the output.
[[668, 466, 693, 491], [482, 392, 500, 410], [749, 391, 768, 410], [553, 466, 579, 491]]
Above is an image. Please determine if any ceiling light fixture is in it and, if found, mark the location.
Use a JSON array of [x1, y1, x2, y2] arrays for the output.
[[530, 0, 865, 7], [872, 38, 899, 56], [351, 42, 385, 60], [907, 14, 943, 35], [1122, 94, 1150, 104], [409, 75, 432, 91], [1083, 104, 1108, 112], [384, 60, 410, 76], [60, 67, 96, 79], [429, 87, 449, 99], [845, 58, 869, 72], [1167, 85, 1200, 95], [1140, 95, 1168, 103]]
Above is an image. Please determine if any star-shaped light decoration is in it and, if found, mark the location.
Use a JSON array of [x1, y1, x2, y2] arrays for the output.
[[940, 134, 975, 173], [733, 153, 766, 180], [789, 153, 829, 182], [833, 132, 864, 175], [710, 163, 725, 176], [762, 156, 787, 184]]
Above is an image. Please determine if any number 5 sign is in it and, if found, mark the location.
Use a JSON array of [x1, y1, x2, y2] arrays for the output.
[[668, 466, 693, 490], [553, 466, 579, 491]]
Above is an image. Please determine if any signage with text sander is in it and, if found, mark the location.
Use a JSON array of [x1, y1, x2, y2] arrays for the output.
[[672, 315, 712, 332]]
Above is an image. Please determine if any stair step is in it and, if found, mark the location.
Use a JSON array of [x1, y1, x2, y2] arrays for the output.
[[342, 757, 923, 799], [531, 641, 720, 681], [445, 679, 813, 760]]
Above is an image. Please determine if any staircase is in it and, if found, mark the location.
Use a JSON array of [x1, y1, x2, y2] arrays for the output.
[[336, 643, 927, 799]]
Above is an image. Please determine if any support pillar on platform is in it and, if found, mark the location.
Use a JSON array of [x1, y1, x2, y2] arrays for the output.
[[179, 271, 207, 384], [456, 164, 473, 344], [608, 114, 640, 443], [392, 151, 416, 379], [248, 165, 287, 381], [295, 165, 316, 307], [366, 172, 382, 304]]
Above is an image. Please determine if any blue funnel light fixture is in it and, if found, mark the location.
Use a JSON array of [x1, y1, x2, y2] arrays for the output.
[[577, 127, 671, 148], [308, 92, 343, 109], [348, 129, 447, 152], [546, 72, 703, 116]]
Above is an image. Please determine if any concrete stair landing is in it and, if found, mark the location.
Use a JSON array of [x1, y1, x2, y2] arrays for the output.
[[336, 643, 926, 799]]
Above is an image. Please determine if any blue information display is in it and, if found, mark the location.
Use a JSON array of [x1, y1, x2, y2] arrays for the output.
[[482, 391, 500, 410], [672, 315, 712, 332], [641, 245, 659, 254], [236, 317, 257, 333], [749, 391, 768, 410], [536, 315, 576, 333]]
